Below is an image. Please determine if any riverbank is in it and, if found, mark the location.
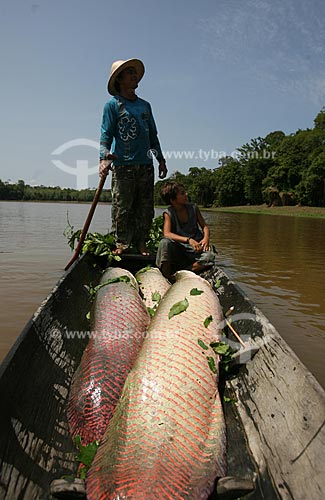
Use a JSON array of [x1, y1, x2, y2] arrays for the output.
[[206, 204, 325, 218]]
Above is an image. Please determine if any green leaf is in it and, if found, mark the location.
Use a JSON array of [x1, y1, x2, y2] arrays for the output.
[[190, 288, 204, 296], [87, 276, 131, 299], [215, 279, 221, 288], [74, 435, 99, 479], [78, 466, 88, 480], [168, 298, 189, 319], [65, 228, 118, 262], [74, 435, 82, 447], [210, 342, 230, 355], [207, 356, 217, 373], [135, 266, 153, 279], [66, 217, 163, 263], [147, 307, 156, 318], [210, 341, 237, 370], [204, 315, 213, 328], [77, 444, 98, 467], [224, 396, 237, 403], [198, 339, 209, 350], [86, 311, 91, 320], [152, 291, 161, 303], [144, 215, 164, 253]]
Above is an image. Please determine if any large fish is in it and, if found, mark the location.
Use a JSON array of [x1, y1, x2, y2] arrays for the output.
[[87, 271, 227, 499], [67, 270, 150, 444], [135, 267, 171, 313], [101, 267, 139, 291]]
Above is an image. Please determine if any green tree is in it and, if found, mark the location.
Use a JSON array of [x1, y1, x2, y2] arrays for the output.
[[264, 131, 286, 149], [236, 136, 276, 204], [237, 136, 267, 162], [188, 167, 216, 207], [213, 158, 246, 206], [263, 120, 325, 205], [296, 152, 325, 206], [314, 108, 325, 131], [243, 158, 272, 204]]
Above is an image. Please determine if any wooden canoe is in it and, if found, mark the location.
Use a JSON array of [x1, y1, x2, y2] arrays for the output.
[[0, 254, 324, 500]]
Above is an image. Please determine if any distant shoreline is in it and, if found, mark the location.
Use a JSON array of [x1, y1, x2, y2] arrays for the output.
[[204, 204, 325, 219], [1, 199, 325, 218]]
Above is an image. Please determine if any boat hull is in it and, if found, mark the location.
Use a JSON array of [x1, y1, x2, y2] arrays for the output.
[[0, 254, 324, 499]]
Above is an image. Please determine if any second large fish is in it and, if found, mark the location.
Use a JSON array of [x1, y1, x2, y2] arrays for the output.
[[87, 271, 227, 499]]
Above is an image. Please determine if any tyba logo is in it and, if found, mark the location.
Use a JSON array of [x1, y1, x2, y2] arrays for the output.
[[51, 139, 100, 189]]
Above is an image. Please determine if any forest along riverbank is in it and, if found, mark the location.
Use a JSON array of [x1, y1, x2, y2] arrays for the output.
[[208, 204, 325, 218], [0, 201, 324, 388]]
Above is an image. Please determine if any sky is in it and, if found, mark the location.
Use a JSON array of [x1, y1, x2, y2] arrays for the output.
[[0, 0, 324, 189]]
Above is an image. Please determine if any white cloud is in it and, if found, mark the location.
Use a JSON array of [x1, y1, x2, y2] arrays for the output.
[[196, 0, 325, 104]]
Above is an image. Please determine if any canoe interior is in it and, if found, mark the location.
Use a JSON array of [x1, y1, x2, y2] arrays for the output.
[[0, 253, 324, 499]]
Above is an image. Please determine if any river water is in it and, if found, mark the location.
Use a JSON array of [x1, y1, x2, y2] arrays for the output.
[[0, 201, 324, 388]]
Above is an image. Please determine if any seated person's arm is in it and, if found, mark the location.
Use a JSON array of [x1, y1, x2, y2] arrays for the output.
[[196, 207, 210, 251], [163, 213, 187, 243]]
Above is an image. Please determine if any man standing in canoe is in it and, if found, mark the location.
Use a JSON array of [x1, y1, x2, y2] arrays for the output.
[[99, 58, 168, 255]]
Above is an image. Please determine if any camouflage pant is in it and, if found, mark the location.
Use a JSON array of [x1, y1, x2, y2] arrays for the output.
[[111, 164, 154, 248]]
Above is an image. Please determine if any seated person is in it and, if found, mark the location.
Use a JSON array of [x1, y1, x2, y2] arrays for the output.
[[156, 181, 217, 281]]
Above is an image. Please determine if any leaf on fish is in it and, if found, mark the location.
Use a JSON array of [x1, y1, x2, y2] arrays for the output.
[[88, 276, 131, 297], [198, 338, 209, 350], [147, 307, 156, 318], [135, 266, 153, 281], [207, 356, 217, 373], [210, 342, 231, 355], [74, 435, 99, 479], [152, 291, 161, 303], [190, 288, 204, 296], [204, 315, 213, 328], [210, 341, 237, 372], [215, 279, 221, 289], [168, 298, 189, 319]]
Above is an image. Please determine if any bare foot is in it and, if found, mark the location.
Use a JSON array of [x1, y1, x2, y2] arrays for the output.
[[138, 243, 150, 256], [191, 262, 213, 274], [113, 243, 129, 255], [113, 247, 124, 255]]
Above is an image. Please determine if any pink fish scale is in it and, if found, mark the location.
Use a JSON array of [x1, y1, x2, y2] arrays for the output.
[[87, 273, 227, 500], [137, 268, 171, 309], [67, 282, 150, 444]]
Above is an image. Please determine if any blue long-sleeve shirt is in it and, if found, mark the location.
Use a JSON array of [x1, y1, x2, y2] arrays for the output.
[[100, 95, 164, 165]]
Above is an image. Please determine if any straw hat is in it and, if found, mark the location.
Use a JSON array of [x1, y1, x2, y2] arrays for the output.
[[107, 59, 145, 95]]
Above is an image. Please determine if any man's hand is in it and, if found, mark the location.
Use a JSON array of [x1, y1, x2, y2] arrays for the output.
[[199, 238, 210, 252], [158, 160, 168, 179], [99, 154, 117, 177], [189, 238, 203, 253]]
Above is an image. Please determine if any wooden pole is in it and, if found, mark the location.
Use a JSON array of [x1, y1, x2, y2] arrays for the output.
[[225, 318, 246, 348], [64, 174, 107, 271]]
